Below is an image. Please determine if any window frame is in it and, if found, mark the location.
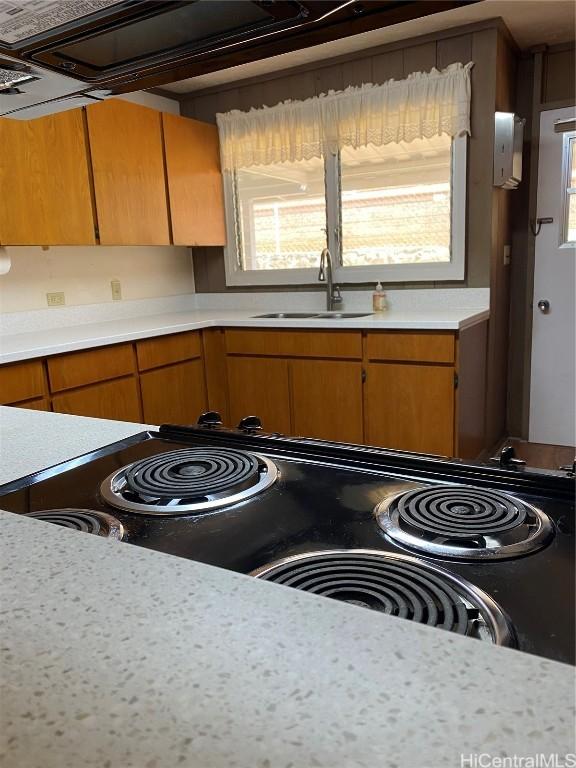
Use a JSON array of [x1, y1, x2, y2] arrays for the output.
[[560, 131, 576, 248], [222, 134, 467, 286]]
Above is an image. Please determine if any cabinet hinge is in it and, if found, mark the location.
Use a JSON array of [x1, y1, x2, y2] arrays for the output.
[[454, 372, 459, 389], [361, 368, 367, 383]]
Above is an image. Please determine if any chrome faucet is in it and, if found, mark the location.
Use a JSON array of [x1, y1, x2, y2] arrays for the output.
[[318, 247, 343, 312]]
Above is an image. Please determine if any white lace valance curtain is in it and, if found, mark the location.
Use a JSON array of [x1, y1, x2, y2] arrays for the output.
[[216, 62, 472, 171]]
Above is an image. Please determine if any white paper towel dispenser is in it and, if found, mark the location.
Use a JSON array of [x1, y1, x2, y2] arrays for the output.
[[494, 112, 525, 189]]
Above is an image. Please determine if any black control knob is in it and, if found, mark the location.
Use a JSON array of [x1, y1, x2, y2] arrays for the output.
[[490, 445, 526, 468], [237, 416, 263, 432], [197, 411, 223, 428]]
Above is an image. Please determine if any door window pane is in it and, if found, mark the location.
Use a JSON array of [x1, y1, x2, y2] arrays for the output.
[[235, 157, 326, 270], [565, 136, 576, 244], [340, 135, 452, 266]]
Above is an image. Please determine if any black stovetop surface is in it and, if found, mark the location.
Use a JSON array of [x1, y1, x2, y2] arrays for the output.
[[1, 425, 574, 665]]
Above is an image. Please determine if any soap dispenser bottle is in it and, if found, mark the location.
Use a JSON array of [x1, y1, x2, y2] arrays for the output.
[[372, 282, 387, 313]]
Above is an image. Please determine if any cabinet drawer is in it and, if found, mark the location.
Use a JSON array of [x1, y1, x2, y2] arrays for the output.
[[52, 377, 141, 421], [47, 344, 135, 392], [136, 332, 202, 371], [0, 360, 45, 404], [366, 332, 455, 363], [225, 329, 361, 359]]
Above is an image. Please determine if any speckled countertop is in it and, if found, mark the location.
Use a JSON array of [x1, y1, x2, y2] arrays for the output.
[[0, 307, 489, 365], [1, 408, 575, 768]]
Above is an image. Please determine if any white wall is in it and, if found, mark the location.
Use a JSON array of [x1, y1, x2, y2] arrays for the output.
[[0, 246, 195, 313]]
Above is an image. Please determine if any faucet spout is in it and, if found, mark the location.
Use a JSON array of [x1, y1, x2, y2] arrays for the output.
[[318, 247, 342, 312]]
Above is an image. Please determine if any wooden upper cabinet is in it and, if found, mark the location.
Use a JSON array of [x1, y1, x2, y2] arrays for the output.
[[0, 109, 96, 245], [86, 99, 170, 245], [162, 113, 226, 246]]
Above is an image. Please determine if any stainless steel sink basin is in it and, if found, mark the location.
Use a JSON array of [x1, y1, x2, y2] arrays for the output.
[[253, 311, 373, 320], [253, 312, 320, 319], [314, 312, 373, 319]]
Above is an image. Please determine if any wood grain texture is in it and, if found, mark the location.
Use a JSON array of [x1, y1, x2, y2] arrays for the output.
[[47, 344, 135, 392], [291, 359, 363, 442], [225, 329, 362, 359], [227, 356, 291, 434], [202, 328, 229, 423], [365, 362, 455, 456], [136, 332, 202, 371], [456, 321, 488, 459], [0, 360, 46, 404], [366, 332, 455, 363], [0, 109, 95, 245], [52, 377, 141, 421], [86, 99, 170, 245], [12, 397, 50, 411], [140, 360, 207, 426], [162, 113, 226, 246]]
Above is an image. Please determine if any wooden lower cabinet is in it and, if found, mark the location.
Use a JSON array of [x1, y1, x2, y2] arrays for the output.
[[291, 359, 363, 443], [13, 397, 50, 411], [52, 377, 141, 422], [0, 360, 46, 405], [227, 356, 291, 434], [140, 360, 207, 425], [364, 362, 455, 456]]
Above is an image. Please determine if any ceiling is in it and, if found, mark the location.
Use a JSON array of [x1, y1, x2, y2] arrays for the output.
[[162, 0, 575, 95]]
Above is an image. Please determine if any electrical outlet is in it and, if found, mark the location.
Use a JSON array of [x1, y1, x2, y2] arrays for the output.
[[111, 279, 122, 301], [46, 292, 65, 307]]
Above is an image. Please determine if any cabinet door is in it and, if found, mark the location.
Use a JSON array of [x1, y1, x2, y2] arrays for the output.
[[140, 360, 207, 425], [52, 377, 141, 421], [86, 99, 170, 245], [227, 357, 290, 434], [291, 359, 363, 443], [365, 363, 455, 456], [162, 113, 226, 246], [0, 109, 95, 245]]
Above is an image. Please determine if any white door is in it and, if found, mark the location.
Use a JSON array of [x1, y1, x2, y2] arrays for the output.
[[529, 107, 576, 446]]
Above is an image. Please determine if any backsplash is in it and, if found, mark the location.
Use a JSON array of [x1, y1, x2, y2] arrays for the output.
[[0, 245, 195, 314]]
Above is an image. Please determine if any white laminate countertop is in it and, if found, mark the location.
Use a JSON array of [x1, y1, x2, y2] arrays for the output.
[[0, 307, 489, 364], [0, 407, 575, 768]]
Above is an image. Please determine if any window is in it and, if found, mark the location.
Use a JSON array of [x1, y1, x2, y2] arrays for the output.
[[224, 135, 466, 285], [217, 62, 472, 286], [562, 132, 576, 245]]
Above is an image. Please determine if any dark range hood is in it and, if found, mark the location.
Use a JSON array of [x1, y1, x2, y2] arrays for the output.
[[0, 0, 477, 119]]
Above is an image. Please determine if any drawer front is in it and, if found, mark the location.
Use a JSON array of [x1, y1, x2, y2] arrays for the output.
[[0, 360, 45, 404], [48, 344, 135, 392], [136, 331, 202, 371], [52, 377, 141, 421], [225, 329, 362, 359], [366, 332, 455, 363]]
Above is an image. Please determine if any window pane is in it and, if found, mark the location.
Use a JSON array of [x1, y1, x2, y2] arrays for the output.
[[235, 157, 326, 270], [570, 137, 576, 187], [340, 136, 452, 266], [567, 194, 576, 243]]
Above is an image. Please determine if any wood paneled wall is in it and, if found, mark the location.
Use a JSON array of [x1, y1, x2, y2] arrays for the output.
[[507, 42, 575, 439], [181, 20, 508, 295]]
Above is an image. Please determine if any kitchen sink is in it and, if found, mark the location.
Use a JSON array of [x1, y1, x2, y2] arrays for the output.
[[253, 312, 373, 319], [314, 312, 373, 319], [253, 312, 320, 319]]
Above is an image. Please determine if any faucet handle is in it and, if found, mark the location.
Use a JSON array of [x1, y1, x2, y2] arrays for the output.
[[332, 284, 343, 304]]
